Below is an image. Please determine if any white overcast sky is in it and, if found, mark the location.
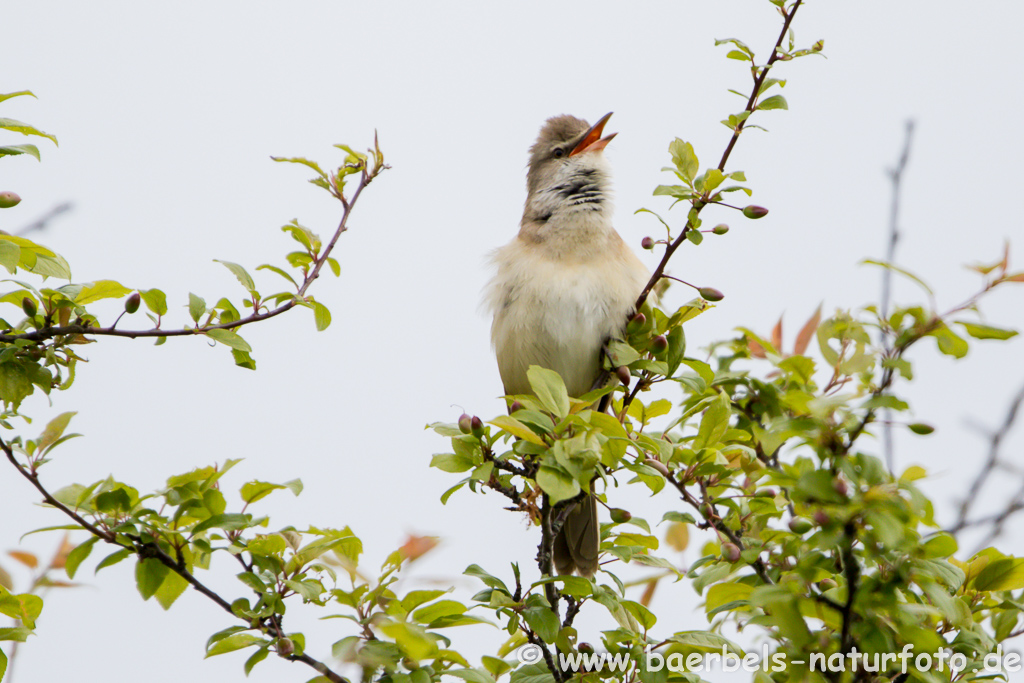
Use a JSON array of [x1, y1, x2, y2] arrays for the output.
[[2, 2, 1024, 682]]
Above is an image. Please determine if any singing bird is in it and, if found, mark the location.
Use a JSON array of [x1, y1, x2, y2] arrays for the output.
[[485, 113, 650, 577]]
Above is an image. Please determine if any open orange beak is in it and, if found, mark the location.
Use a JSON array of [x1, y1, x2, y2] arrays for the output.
[[569, 112, 617, 157]]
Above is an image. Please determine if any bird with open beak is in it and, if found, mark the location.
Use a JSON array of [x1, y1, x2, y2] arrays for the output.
[[485, 113, 650, 577]]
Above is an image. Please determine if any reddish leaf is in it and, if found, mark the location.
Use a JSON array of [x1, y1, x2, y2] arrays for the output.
[[794, 305, 822, 356]]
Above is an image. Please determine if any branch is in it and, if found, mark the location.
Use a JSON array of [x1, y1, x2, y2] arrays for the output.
[[0, 160, 383, 346], [880, 121, 915, 473], [634, 0, 805, 314], [948, 383, 1024, 551], [1, 435, 351, 683]]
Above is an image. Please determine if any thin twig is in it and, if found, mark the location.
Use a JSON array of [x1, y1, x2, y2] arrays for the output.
[[880, 120, 915, 473], [633, 0, 804, 314], [0, 164, 381, 346]]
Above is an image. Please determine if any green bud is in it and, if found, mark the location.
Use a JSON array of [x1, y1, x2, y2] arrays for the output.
[[698, 287, 724, 302], [470, 416, 484, 439], [813, 510, 830, 526], [0, 192, 21, 209], [458, 413, 472, 434], [712, 224, 729, 235], [277, 637, 295, 658], [124, 292, 141, 314], [641, 236, 655, 250], [721, 543, 741, 563], [626, 312, 646, 333], [615, 366, 631, 387], [609, 508, 632, 524], [812, 40, 825, 52], [788, 517, 813, 534], [818, 578, 838, 590], [21, 297, 37, 317], [578, 642, 595, 654], [908, 423, 934, 435], [509, 400, 524, 413], [650, 334, 668, 355], [742, 205, 769, 219], [755, 488, 776, 498]]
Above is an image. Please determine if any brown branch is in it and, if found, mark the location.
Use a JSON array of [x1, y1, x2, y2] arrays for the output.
[[2, 435, 351, 683], [948, 383, 1024, 551], [0, 160, 383, 346], [633, 0, 805, 315], [880, 121, 915, 473]]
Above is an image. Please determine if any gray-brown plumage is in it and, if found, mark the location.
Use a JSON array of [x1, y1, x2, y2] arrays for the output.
[[485, 113, 650, 577]]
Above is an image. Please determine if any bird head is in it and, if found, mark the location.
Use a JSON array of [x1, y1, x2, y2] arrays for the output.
[[524, 112, 617, 224]]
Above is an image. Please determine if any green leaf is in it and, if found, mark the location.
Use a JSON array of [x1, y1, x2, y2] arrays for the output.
[[0, 118, 57, 145], [0, 91, 37, 104], [973, 558, 1024, 592], [957, 322, 1018, 341], [188, 293, 206, 324], [526, 365, 569, 419], [206, 632, 266, 658], [256, 264, 298, 288], [214, 260, 256, 294], [313, 301, 331, 331], [694, 392, 730, 449], [141, 289, 168, 316], [0, 592, 42, 629], [205, 328, 252, 353], [135, 558, 169, 601], [155, 570, 189, 610], [536, 466, 579, 504], [192, 513, 252, 534], [0, 144, 40, 161], [75, 280, 131, 305], [240, 481, 287, 505], [756, 95, 789, 111], [0, 242, 20, 274], [95, 548, 132, 573], [667, 139, 699, 183], [522, 606, 559, 643], [861, 259, 933, 295], [270, 156, 328, 179], [65, 536, 98, 580], [411, 599, 466, 625], [37, 411, 77, 452], [488, 415, 545, 446], [669, 630, 742, 654], [930, 325, 968, 359]]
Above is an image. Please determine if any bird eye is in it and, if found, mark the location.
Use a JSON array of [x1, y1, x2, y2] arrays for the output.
[[552, 148, 566, 158]]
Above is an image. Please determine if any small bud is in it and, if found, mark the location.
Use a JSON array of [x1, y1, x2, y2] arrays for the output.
[[124, 292, 141, 314], [700, 503, 715, 519], [578, 643, 595, 654], [755, 488, 776, 499], [788, 517, 813, 534], [650, 334, 668, 355], [509, 400, 524, 413], [277, 637, 295, 658], [698, 287, 724, 302], [832, 478, 848, 497], [641, 236, 655, 250], [458, 413, 472, 434], [615, 365, 631, 387], [812, 39, 825, 52], [21, 297, 37, 318], [813, 510, 830, 527], [712, 223, 729, 235], [0, 192, 22, 209], [721, 543, 741, 563], [742, 205, 769, 219], [470, 416, 485, 439], [626, 312, 646, 333], [609, 508, 632, 524], [908, 423, 934, 435], [818, 578, 838, 590]]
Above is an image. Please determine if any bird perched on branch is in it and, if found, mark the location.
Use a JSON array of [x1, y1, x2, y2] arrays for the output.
[[485, 113, 650, 577]]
